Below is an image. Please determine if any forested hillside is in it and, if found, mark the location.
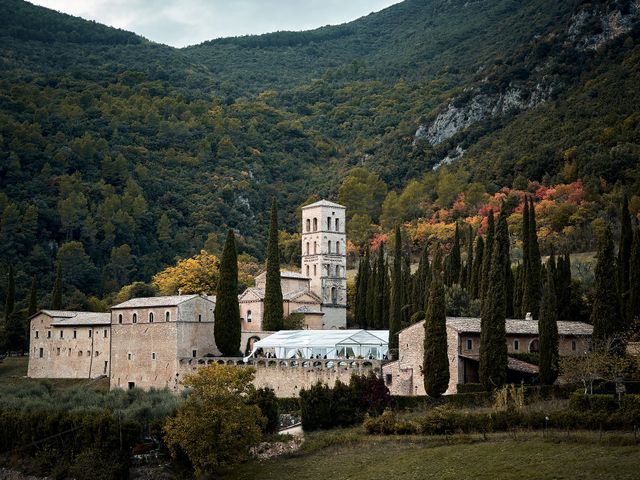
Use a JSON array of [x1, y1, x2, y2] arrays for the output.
[[0, 0, 639, 314]]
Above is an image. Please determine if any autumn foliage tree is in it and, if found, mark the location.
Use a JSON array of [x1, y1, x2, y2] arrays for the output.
[[153, 251, 220, 295]]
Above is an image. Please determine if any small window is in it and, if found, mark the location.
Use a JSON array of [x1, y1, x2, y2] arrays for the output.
[[86, 350, 90, 356], [385, 374, 393, 385], [56, 347, 60, 356], [149, 312, 154, 323], [313, 265, 317, 276], [78, 351, 83, 357], [47, 330, 51, 339], [313, 218, 317, 231], [35, 331, 39, 339], [39, 347, 43, 358], [73, 330, 77, 339], [118, 314, 122, 324], [514, 340, 519, 351], [132, 313, 137, 324], [335, 218, 339, 231], [336, 241, 340, 254], [572, 340, 577, 351], [166, 311, 171, 322], [314, 242, 317, 254], [128, 382, 135, 390], [95, 351, 99, 357], [192, 350, 197, 358], [328, 240, 332, 253], [327, 217, 331, 230], [198, 314, 202, 322], [306, 218, 311, 232], [88, 330, 92, 338], [152, 352, 156, 360], [306, 265, 309, 276], [306, 242, 310, 255], [466, 339, 473, 350], [104, 329, 108, 338], [247, 310, 252, 323], [127, 352, 132, 360], [60, 330, 64, 339]]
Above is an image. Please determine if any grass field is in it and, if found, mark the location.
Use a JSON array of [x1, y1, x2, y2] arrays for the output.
[[223, 430, 640, 480]]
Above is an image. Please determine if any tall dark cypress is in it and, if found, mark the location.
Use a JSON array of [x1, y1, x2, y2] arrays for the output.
[[4, 265, 15, 322], [470, 236, 484, 299], [52, 261, 62, 310], [366, 258, 377, 326], [390, 227, 403, 356], [527, 197, 542, 318], [520, 197, 531, 315], [262, 198, 284, 331], [372, 244, 385, 329], [618, 196, 632, 324], [402, 255, 412, 324], [479, 207, 509, 390], [628, 227, 640, 331], [460, 224, 474, 290], [214, 230, 241, 356], [539, 255, 559, 385], [355, 249, 370, 328], [383, 260, 391, 329], [413, 243, 431, 314], [480, 211, 495, 311], [449, 223, 461, 286], [513, 263, 523, 318], [28, 276, 38, 316], [423, 278, 449, 397], [591, 224, 623, 350]]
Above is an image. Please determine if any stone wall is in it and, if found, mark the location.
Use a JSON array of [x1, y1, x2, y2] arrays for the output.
[[178, 358, 382, 397], [28, 313, 111, 379]]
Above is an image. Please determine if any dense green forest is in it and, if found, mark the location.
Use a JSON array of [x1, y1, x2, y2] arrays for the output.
[[0, 0, 639, 316]]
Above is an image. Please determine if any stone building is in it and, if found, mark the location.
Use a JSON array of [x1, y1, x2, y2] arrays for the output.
[[108, 294, 219, 390], [383, 317, 593, 396], [27, 310, 111, 379], [238, 270, 324, 331], [301, 200, 347, 328]]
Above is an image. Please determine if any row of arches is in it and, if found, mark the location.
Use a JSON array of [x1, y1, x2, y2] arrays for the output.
[[305, 240, 341, 255], [117, 311, 171, 324], [305, 217, 341, 232]]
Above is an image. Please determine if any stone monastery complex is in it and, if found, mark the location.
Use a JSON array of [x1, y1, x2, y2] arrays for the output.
[[27, 199, 594, 396]]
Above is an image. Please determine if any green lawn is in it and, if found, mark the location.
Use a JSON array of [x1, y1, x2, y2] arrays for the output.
[[223, 431, 640, 480]]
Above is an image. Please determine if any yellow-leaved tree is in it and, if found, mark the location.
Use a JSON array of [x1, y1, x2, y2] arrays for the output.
[[152, 250, 220, 295], [163, 364, 265, 475]]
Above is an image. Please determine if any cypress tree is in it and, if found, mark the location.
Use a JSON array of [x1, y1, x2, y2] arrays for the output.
[[366, 259, 377, 327], [520, 197, 530, 315], [449, 223, 461, 286], [4, 265, 15, 322], [402, 255, 412, 324], [628, 227, 640, 331], [526, 197, 542, 318], [355, 249, 370, 328], [480, 211, 495, 310], [505, 260, 514, 319], [372, 244, 385, 329], [470, 236, 484, 299], [513, 263, 523, 318], [390, 226, 403, 356], [383, 260, 391, 329], [591, 224, 623, 350], [214, 230, 241, 356], [618, 196, 632, 323], [479, 207, 509, 390], [28, 276, 38, 316], [423, 278, 449, 397], [52, 261, 62, 310], [262, 198, 283, 331], [413, 243, 431, 314], [539, 255, 559, 385]]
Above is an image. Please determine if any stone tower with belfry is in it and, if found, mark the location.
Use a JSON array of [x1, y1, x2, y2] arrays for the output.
[[300, 200, 347, 329]]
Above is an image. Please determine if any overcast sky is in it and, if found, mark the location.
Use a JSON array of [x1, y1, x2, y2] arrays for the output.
[[30, 0, 403, 48]]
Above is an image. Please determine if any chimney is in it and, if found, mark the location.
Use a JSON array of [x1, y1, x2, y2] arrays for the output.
[[178, 288, 182, 296], [525, 312, 533, 321]]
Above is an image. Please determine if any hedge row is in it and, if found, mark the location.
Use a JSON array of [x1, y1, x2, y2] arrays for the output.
[[364, 405, 640, 436]]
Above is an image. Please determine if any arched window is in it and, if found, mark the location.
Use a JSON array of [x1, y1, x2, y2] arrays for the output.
[[314, 242, 317, 254], [331, 287, 337, 304], [165, 311, 170, 322], [327, 217, 331, 230], [328, 240, 332, 253], [335, 218, 339, 231], [306, 242, 310, 255], [513, 339, 519, 351], [306, 219, 311, 232], [529, 339, 540, 353], [132, 313, 137, 324], [149, 312, 154, 323], [336, 241, 340, 254], [306, 265, 310, 276], [118, 314, 122, 324], [247, 310, 252, 323], [313, 265, 317, 276], [313, 218, 318, 231]]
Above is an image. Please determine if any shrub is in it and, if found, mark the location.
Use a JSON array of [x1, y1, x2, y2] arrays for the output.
[[456, 383, 485, 393], [569, 393, 618, 412], [247, 387, 279, 434]]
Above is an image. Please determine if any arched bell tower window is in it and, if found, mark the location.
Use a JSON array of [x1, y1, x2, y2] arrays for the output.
[[327, 217, 331, 230], [328, 240, 332, 254], [335, 218, 339, 231], [314, 242, 317, 254], [336, 241, 340, 254], [331, 287, 337, 304], [306, 219, 311, 232], [149, 312, 154, 323], [313, 218, 318, 231], [306, 242, 310, 255]]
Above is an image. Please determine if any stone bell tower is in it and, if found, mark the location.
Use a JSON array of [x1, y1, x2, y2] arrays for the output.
[[300, 200, 347, 329]]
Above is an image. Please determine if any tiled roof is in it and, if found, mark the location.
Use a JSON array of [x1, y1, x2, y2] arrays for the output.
[[459, 354, 539, 375], [111, 294, 213, 309], [446, 317, 593, 336], [239, 288, 321, 303], [52, 312, 111, 326], [302, 199, 345, 210], [254, 270, 310, 280], [39, 310, 81, 318]]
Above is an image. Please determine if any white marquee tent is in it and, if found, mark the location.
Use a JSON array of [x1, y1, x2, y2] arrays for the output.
[[246, 330, 389, 360]]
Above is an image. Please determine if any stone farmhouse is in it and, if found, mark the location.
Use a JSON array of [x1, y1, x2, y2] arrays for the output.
[[384, 317, 593, 396]]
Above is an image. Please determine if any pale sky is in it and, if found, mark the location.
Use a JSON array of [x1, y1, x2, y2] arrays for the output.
[[30, 0, 403, 48]]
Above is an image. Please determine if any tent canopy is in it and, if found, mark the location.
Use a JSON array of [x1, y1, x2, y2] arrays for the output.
[[246, 329, 388, 360]]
